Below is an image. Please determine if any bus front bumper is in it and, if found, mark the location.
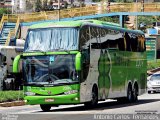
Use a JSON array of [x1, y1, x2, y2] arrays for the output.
[[24, 93, 80, 105]]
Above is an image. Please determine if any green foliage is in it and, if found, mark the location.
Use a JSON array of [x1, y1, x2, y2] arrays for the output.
[[64, 1, 68, 9], [0, 91, 24, 103], [0, 8, 10, 18], [26, 0, 34, 10], [97, 16, 119, 23], [137, 16, 159, 32], [92, 0, 100, 2], [42, 0, 48, 10], [138, 16, 157, 28], [35, 0, 42, 12], [147, 60, 160, 70]]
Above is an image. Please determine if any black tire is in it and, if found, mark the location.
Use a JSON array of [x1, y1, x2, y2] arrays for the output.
[[148, 91, 151, 94], [127, 85, 133, 103], [132, 85, 138, 102], [84, 86, 98, 108], [117, 97, 126, 103], [40, 104, 51, 112]]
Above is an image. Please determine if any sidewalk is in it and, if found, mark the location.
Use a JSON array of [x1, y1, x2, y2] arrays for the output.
[[0, 101, 25, 107]]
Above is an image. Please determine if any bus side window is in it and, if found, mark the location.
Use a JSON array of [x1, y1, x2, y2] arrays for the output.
[[90, 26, 100, 49], [100, 29, 120, 50], [79, 26, 90, 82], [130, 34, 138, 52], [117, 32, 125, 51], [124, 32, 131, 51], [98, 27, 110, 49], [79, 26, 90, 50], [137, 35, 145, 52], [143, 35, 146, 51]]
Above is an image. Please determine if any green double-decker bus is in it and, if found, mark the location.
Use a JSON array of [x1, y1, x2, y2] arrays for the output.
[[13, 20, 147, 111]]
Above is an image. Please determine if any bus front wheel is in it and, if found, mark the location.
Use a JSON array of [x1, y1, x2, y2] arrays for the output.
[[84, 86, 98, 108], [40, 104, 51, 112], [132, 84, 138, 102]]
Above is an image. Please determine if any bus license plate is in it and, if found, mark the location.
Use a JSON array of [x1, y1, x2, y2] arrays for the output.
[[45, 98, 54, 102]]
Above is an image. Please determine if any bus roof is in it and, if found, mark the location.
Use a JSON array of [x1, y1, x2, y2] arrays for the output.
[[29, 20, 121, 29], [29, 20, 144, 35]]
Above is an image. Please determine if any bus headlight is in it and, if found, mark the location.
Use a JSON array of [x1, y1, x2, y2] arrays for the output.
[[24, 92, 36, 96], [64, 90, 78, 95]]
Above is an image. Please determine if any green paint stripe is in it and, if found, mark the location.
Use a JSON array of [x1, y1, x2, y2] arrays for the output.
[[24, 93, 80, 105]]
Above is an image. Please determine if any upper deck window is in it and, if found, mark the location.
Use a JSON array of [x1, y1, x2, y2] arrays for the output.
[[24, 27, 79, 52]]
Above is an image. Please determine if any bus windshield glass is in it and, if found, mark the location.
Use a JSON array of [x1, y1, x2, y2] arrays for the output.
[[24, 27, 79, 52], [23, 55, 78, 85]]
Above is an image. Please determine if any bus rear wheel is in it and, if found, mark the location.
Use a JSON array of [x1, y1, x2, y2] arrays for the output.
[[84, 86, 98, 108], [40, 104, 51, 112], [127, 85, 133, 103], [132, 85, 138, 102]]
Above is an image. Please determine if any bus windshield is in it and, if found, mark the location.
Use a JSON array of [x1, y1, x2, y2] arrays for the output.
[[24, 27, 79, 52], [23, 55, 78, 85]]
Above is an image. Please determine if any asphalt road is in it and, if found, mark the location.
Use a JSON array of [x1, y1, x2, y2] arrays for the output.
[[0, 93, 160, 120]]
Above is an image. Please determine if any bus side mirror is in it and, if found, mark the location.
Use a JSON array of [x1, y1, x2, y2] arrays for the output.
[[75, 52, 81, 71], [13, 55, 22, 73]]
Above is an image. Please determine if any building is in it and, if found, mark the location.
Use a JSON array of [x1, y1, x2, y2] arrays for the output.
[[0, 0, 12, 8]]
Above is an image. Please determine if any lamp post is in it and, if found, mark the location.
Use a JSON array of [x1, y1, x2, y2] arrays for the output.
[[136, 0, 138, 30], [11, 0, 14, 14], [58, 0, 60, 21], [141, 0, 144, 12], [107, 0, 110, 13]]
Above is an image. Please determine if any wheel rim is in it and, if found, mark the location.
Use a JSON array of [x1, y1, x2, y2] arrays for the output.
[[133, 87, 138, 101], [128, 86, 132, 101]]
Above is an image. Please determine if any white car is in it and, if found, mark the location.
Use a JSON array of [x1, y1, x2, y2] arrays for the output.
[[147, 72, 160, 94]]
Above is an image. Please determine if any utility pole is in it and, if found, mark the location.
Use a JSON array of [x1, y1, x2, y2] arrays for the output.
[[136, 0, 138, 30], [107, 0, 110, 13], [11, 0, 15, 14], [141, 0, 144, 12], [58, 0, 60, 21]]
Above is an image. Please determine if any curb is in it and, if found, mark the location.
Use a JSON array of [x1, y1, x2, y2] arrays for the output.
[[0, 101, 25, 107]]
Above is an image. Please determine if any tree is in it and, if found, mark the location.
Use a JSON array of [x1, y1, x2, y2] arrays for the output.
[[0, 8, 10, 18], [35, 0, 42, 12], [26, 0, 34, 12], [64, 1, 68, 9], [43, 0, 48, 10]]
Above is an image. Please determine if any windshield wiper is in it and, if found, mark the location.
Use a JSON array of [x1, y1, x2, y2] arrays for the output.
[[25, 83, 44, 87], [53, 79, 78, 85], [49, 49, 60, 51], [28, 50, 46, 55], [49, 48, 70, 54]]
